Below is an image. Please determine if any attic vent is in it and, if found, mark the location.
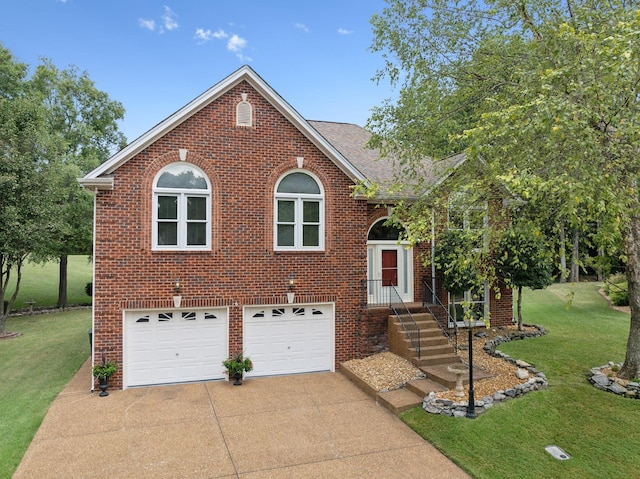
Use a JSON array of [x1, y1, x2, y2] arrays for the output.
[[236, 98, 252, 127]]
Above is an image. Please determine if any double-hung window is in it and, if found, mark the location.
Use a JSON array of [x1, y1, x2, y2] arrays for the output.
[[446, 191, 489, 326], [275, 171, 324, 250], [448, 192, 488, 250], [153, 163, 211, 250]]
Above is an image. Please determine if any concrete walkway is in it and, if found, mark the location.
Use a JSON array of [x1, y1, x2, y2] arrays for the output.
[[13, 360, 470, 478]]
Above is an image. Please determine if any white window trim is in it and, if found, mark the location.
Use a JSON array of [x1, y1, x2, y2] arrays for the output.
[[274, 170, 325, 251], [152, 163, 212, 251], [447, 201, 488, 231], [448, 283, 489, 328]]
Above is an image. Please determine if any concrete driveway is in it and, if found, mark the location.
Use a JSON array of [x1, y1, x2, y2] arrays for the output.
[[13, 360, 470, 478]]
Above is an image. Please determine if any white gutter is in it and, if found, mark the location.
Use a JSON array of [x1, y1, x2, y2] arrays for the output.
[[78, 177, 114, 191]]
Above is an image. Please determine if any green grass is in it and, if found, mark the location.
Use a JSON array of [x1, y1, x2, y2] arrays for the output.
[[2, 281, 637, 478], [4, 255, 93, 311], [402, 282, 640, 479], [0, 310, 91, 478]]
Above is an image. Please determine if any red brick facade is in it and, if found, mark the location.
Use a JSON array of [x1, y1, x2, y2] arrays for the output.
[[87, 68, 513, 389], [92, 81, 374, 388]]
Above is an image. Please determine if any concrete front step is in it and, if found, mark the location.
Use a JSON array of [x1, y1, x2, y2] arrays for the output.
[[376, 378, 452, 416], [406, 378, 449, 396], [407, 344, 455, 357], [402, 337, 450, 348], [377, 388, 423, 415], [391, 313, 434, 322], [390, 321, 450, 336], [413, 353, 461, 367], [421, 363, 494, 389]]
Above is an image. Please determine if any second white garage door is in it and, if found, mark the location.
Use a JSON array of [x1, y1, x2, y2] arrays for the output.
[[244, 303, 334, 377]]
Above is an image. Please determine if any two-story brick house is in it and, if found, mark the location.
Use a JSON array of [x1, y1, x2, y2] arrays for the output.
[[80, 66, 512, 389]]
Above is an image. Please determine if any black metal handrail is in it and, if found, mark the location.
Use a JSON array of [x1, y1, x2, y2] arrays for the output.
[[388, 284, 421, 359], [422, 277, 459, 354]]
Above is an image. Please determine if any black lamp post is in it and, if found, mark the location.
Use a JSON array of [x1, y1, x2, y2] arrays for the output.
[[466, 323, 477, 419]]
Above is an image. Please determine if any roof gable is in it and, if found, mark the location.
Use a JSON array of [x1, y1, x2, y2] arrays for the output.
[[81, 66, 366, 187]]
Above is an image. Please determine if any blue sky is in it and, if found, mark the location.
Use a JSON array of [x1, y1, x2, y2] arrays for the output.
[[1, 0, 395, 143]]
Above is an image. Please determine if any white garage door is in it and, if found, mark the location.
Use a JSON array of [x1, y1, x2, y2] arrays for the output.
[[124, 308, 228, 387], [244, 303, 334, 377]]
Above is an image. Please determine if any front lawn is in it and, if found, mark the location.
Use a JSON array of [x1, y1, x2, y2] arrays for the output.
[[4, 255, 93, 311], [0, 310, 91, 478], [402, 282, 639, 479]]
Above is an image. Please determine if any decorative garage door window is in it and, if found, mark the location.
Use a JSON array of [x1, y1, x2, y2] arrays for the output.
[[153, 163, 211, 251], [274, 171, 324, 251], [244, 304, 334, 377], [124, 308, 227, 387], [251, 307, 327, 318]]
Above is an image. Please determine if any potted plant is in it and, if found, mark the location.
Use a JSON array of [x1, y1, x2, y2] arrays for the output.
[[222, 352, 253, 385], [92, 361, 117, 397]]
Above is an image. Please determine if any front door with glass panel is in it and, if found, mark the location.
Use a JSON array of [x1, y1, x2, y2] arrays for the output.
[[367, 218, 413, 305]]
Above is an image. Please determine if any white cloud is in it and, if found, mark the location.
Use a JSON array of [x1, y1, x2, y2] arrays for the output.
[[337, 28, 354, 35], [195, 28, 230, 43], [139, 18, 156, 31], [162, 5, 179, 31], [213, 29, 228, 39], [294, 22, 309, 33], [227, 34, 247, 53], [195, 28, 213, 42], [195, 26, 250, 62], [139, 6, 178, 33]]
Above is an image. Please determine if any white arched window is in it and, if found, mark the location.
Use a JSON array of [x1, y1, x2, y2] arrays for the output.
[[153, 163, 211, 250], [274, 170, 324, 250]]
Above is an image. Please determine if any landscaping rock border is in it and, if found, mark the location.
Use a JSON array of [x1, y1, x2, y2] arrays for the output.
[[589, 363, 640, 399], [423, 324, 549, 417]]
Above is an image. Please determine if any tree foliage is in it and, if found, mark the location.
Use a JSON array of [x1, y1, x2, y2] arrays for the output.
[[368, 0, 640, 378], [433, 229, 485, 294], [0, 43, 125, 328], [495, 223, 554, 329], [0, 46, 61, 333]]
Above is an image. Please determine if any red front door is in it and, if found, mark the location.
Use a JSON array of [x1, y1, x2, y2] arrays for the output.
[[381, 249, 398, 287]]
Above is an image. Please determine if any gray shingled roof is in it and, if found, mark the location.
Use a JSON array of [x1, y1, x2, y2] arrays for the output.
[[308, 120, 464, 198], [307, 121, 391, 184]]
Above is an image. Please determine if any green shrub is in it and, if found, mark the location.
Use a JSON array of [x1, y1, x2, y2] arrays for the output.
[[605, 273, 628, 306], [609, 285, 629, 306], [604, 273, 626, 295]]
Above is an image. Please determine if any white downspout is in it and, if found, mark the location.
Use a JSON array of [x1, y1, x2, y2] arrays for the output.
[[90, 188, 97, 392], [431, 210, 436, 303]]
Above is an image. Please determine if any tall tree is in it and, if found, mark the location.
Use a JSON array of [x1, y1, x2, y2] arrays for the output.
[[369, 0, 640, 379], [0, 45, 62, 334], [30, 61, 125, 308]]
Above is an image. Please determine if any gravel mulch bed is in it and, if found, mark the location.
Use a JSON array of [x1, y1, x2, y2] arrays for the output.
[[342, 352, 425, 392], [343, 326, 539, 400]]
